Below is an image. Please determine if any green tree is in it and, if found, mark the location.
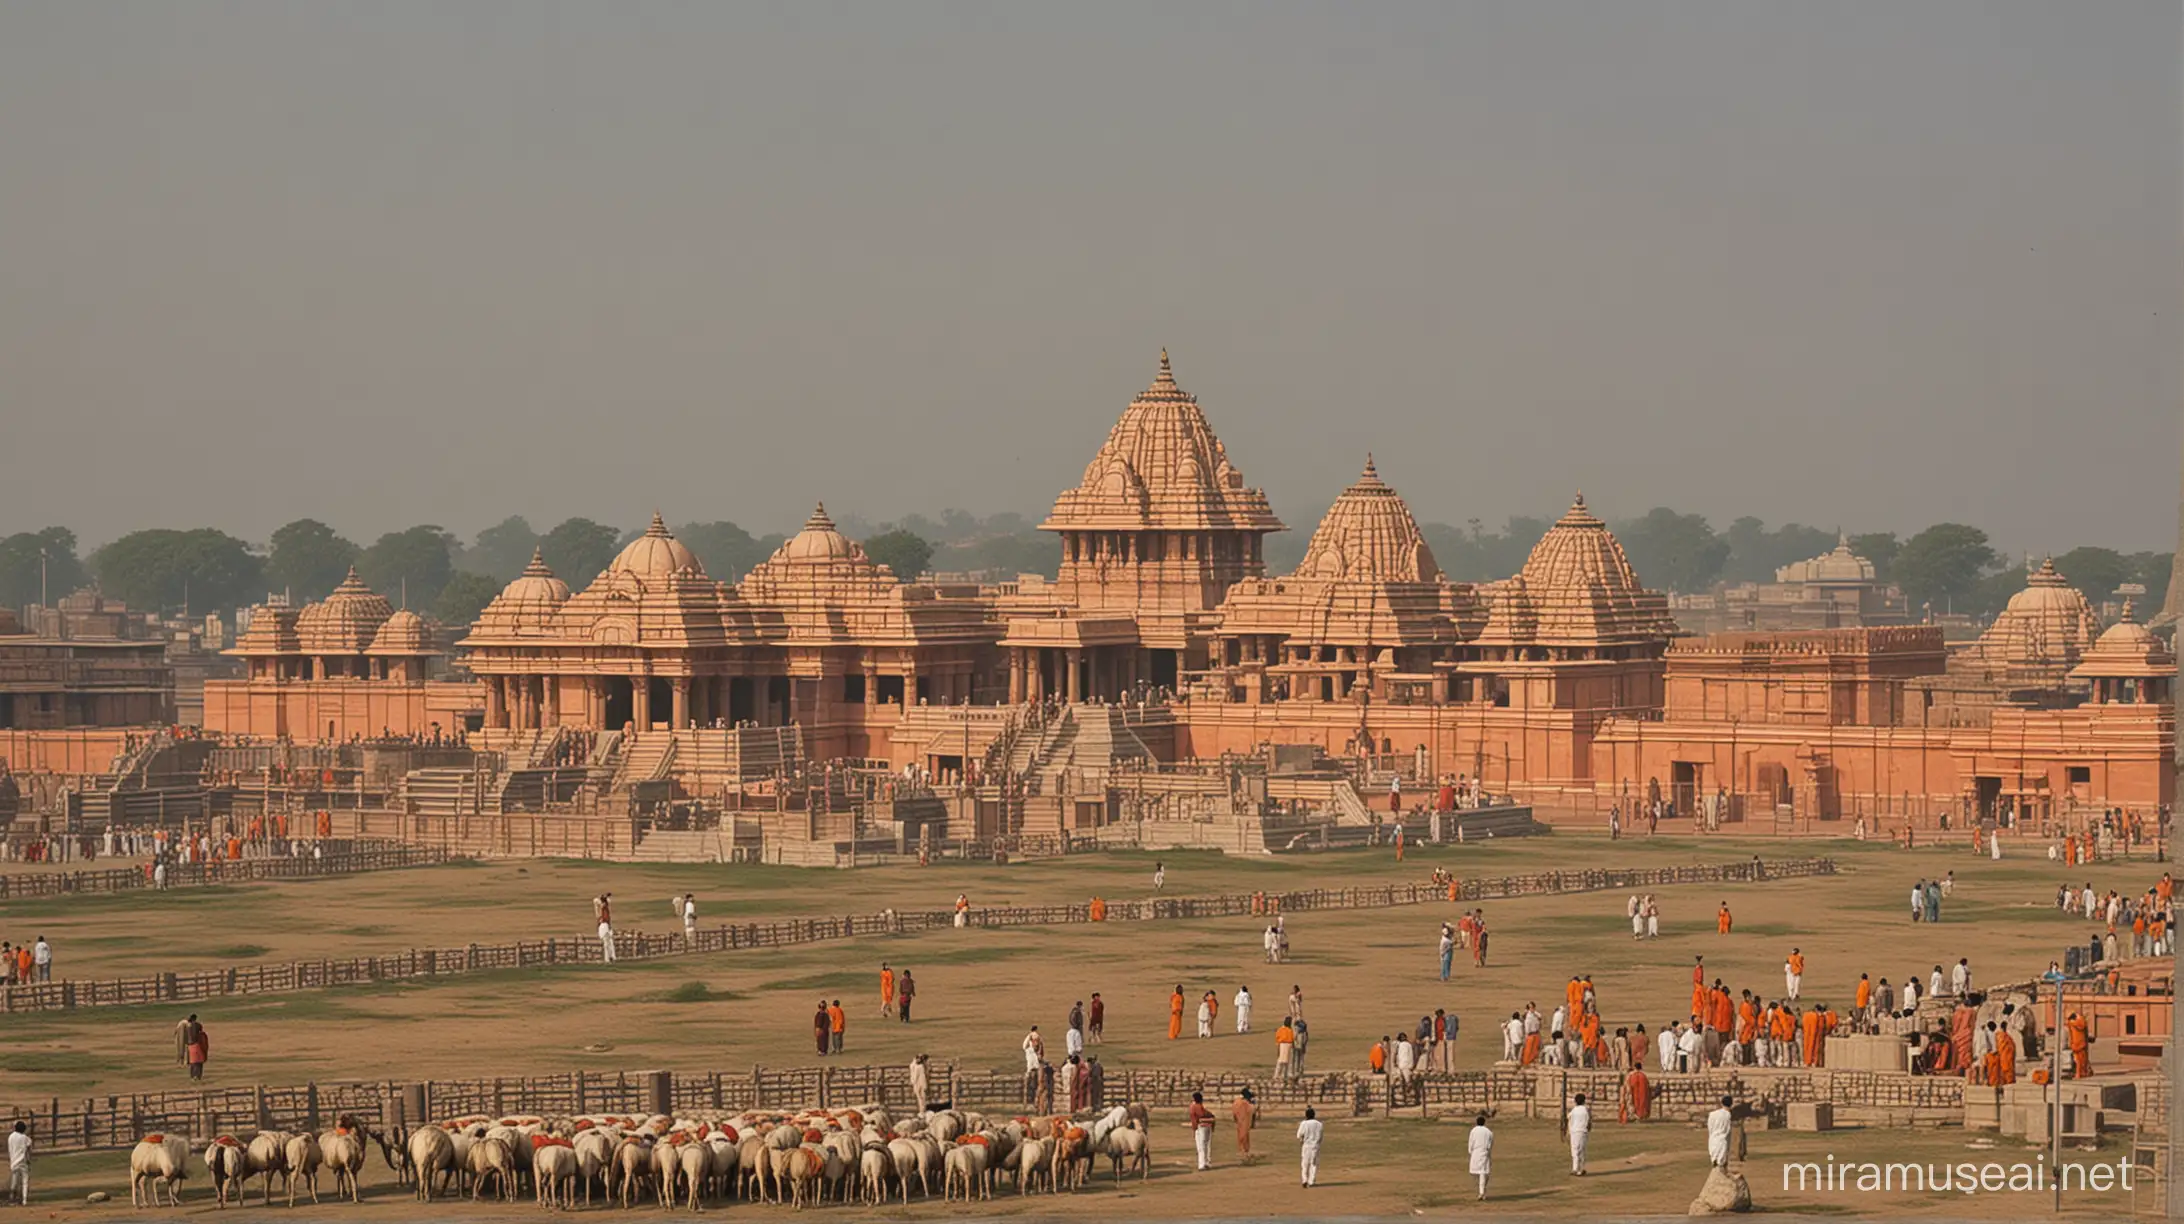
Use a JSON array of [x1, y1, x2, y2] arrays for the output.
[[461, 516, 540, 582], [674, 521, 785, 580], [932, 529, 1062, 579], [863, 529, 934, 580], [539, 518, 621, 588], [265, 519, 360, 602], [2128, 550, 2173, 610], [356, 526, 457, 609], [0, 527, 88, 607], [432, 571, 503, 630], [1720, 517, 1836, 585], [1614, 508, 1730, 593], [2049, 547, 2134, 603], [1892, 523, 1998, 612], [1848, 532, 1900, 581], [90, 528, 263, 614]]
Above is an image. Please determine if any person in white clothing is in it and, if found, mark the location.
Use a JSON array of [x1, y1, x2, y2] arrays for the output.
[[1153, 862, 1166, 891], [1234, 986, 1254, 1034], [1706, 1097, 1734, 1167], [1902, 977, 1920, 1012], [31, 938, 51, 982], [1950, 958, 1971, 996], [1677, 1023, 1704, 1073], [1467, 1114, 1494, 1199], [1295, 1107, 1323, 1188], [1394, 1033, 1418, 1082], [1065, 1024, 1085, 1059], [1783, 949, 1802, 1001], [597, 919, 617, 963], [1928, 966, 1945, 998], [1503, 1013, 1523, 1062], [680, 894, 698, 946], [7, 1121, 28, 1205], [1627, 894, 1642, 940], [1567, 1093, 1592, 1175], [1658, 1023, 1679, 1073], [1196, 995, 1213, 1038]]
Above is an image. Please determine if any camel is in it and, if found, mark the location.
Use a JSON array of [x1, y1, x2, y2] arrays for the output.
[[406, 1126, 456, 1203], [533, 1140, 579, 1210], [204, 1136, 249, 1208], [129, 1135, 190, 1208], [1104, 1121, 1150, 1182], [468, 1136, 518, 1203], [1051, 1126, 1091, 1192], [245, 1130, 291, 1204], [318, 1129, 367, 1204], [284, 1133, 323, 1206]]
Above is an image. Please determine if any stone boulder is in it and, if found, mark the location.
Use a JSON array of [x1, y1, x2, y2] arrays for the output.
[[1688, 1165, 1752, 1215]]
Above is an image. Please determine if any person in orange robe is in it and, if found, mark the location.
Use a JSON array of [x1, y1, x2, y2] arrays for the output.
[[1736, 995, 1760, 1049], [1773, 1006, 1798, 1066], [1089, 896, 1106, 922], [1521, 1005, 1542, 1065], [2064, 837, 2077, 866], [1620, 1066, 1651, 1123], [1566, 976, 1586, 1020], [1690, 957, 1708, 1021], [1854, 975, 1872, 1028], [1169, 987, 1185, 1040], [1800, 1007, 1825, 1068], [2066, 1013, 2092, 1079], [1710, 986, 1733, 1038], [2158, 874, 2174, 905], [1369, 1039, 1387, 1074], [880, 963, 896, 1019], [1578, 1011, 1603, 1066], [1717, 903, 1732, 934]]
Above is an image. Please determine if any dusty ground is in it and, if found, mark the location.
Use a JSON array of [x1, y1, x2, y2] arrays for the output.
[[0, 833, 2165, 1217]]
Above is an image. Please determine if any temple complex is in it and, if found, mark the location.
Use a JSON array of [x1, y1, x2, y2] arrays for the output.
[[2, 349, 2172, 852], [0, 592, 172, 730], [201, 568, 473, 740]]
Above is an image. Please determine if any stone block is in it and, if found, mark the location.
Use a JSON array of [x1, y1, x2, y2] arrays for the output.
[[1689, 1166, 1752, 1215], [1962, 1092, 2001, 1131], [1785, 1102, 1834, 1132]]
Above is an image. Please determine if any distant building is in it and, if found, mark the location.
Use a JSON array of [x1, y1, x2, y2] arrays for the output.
[[0, 591, 173, 729], [1671, 535, 1910, 634]]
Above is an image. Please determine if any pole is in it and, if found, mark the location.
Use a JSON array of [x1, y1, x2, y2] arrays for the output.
[[2047, 967, 2061, 1214]]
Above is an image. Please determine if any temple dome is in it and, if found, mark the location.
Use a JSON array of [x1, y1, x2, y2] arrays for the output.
[[1520, 494, 1646, 595], [609, 513, 703, 580], [1777, 535, 1875, 585], [1042, 349, 1284, 532], [474, 549, 571, 634], [295, 568, 394, 653], [1965, 558, 2099, 670], [367, 608, 429, 655], [777, 504, 867, 565], [1295, 457, 1440, 583]]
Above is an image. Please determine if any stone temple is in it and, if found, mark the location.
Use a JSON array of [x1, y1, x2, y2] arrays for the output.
[[6, 349, 2166, 846]]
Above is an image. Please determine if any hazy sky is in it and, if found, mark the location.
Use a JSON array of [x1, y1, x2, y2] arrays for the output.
[[3, 2, 2177, 555]]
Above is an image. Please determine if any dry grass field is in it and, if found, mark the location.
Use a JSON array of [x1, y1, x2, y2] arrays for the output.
[[0, 832, 2165, 1216]]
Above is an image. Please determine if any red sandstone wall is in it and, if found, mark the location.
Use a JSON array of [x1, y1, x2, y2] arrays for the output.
[[0, 728, 134, 775]]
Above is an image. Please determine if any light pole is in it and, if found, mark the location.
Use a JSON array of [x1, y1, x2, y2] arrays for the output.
[[2042, 965, 2061, 1214]]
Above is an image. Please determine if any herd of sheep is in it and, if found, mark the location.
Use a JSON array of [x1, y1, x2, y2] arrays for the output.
[[125, 1103, 1155, 1210]]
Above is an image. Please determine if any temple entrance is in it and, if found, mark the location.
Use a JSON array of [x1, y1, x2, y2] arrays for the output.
[[1149, 649, 1178, 691], [768, 676, 791, 724], [1671, 761, 1699, 816], [647, 678, 672, 729], [729, 677, 755, 725], [603, 678, 634, 729], [1974, 776, 2002, 823]]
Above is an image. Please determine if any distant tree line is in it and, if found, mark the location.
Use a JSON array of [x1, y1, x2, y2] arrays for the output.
[[0, 507, 2166, 631]]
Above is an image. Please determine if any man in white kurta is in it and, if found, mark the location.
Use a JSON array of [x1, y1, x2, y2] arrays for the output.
[[1295, 1108, 1323, 1188], [1567, 1094, 1592, 1175], [1503, 1014, 1523, 1062], [1658, 1023, 1679, 1073], [1707, 1098, 1734, 1167], [1468, 1115, 1494, 1199], [1950, 959, 1971, 997], [1234, 987, 1253, 1034]]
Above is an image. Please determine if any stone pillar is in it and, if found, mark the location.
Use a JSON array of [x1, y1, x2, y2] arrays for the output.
[[865, 665, 880, 706], [672, 678, 690, 729], [1008, 650, 1024, 704], [1065, 649, 1082, 704], [634, 680, 652, 730], [543, 675, 560, 727], [486, 677, 507, 729]]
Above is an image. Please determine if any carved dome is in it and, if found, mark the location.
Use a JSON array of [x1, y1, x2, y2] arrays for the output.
[[1777, 535, 1876, 585], [1296, 457, 1440, 583], [473, 549, 571, 635], [776, 504, 867, 565], [1973, 558, 2098, 667], [295, 568, 393, 653], [366, 608, 430, 655], [2071, 600, 2174, 679], [1042, 349, 1284, 532], [609, 513, 703, 581], [1521, 495, 1645, 594]]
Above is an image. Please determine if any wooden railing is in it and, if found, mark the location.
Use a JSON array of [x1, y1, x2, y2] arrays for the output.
[[0, 857, 1833, 1016], [0, 843, 454, 900]]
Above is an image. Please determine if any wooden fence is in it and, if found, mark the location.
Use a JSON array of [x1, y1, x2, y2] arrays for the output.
[[0, 843, 454, 900], [0, 857, 1834, 1016], [3, 1050, 1974, 1157]]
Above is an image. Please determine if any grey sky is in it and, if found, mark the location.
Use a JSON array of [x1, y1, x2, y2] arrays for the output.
[[2, 1, 2177, 555]]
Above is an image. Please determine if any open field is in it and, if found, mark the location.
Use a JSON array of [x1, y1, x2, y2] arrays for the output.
[[0, 836, 2159, 1100]]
